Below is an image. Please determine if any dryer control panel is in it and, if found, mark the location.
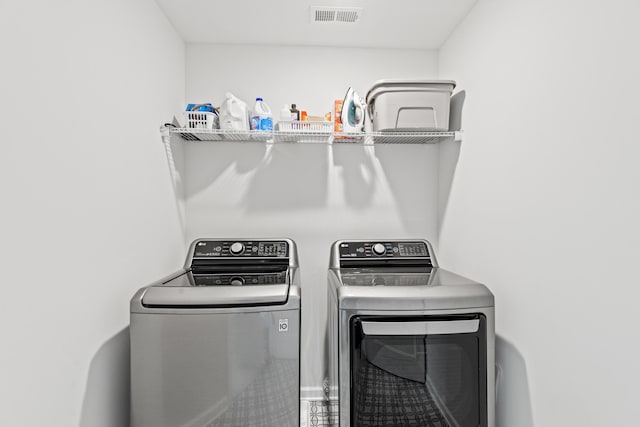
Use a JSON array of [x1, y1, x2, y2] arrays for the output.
[[338, 240, 434, 267], [339, 241, 429, 258]]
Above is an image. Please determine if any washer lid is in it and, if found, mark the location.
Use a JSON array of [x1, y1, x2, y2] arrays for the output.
[[141, 285, 290, 307], [336, 268, 494, 310], [141, 271, 290, 307]]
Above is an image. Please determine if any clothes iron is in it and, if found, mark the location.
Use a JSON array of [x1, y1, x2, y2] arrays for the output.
[[341, 87, 366, 132]]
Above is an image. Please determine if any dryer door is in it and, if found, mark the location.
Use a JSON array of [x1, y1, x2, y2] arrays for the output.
[[350, 314, 487, 427]]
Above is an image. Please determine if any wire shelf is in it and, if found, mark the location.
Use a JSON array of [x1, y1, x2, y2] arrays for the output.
[[170, 128, 460, 145], [274, 130, 333, 144], [367, 131, 456, 144]]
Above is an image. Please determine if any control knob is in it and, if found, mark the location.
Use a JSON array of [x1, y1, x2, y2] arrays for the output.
[[372, 243, 386, 256], [230, 242, 245, 255], [230, 277, 244, 286]]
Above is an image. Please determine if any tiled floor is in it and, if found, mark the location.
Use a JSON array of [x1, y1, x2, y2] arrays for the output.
[[207, 360, 298, 427], [302, 400, 338, 427]]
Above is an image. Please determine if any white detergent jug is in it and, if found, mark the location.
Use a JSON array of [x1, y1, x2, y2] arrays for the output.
[[220, 92, 249, 130], [250, 98, 273, 131]]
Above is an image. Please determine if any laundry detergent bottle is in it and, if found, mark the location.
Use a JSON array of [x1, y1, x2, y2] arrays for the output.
[[220, 92, 249, 130], [250, 98, 273, 131]]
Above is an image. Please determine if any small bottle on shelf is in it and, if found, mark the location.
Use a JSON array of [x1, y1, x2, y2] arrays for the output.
[[290, 104, 300, 121], [280, 104, 291, 122]]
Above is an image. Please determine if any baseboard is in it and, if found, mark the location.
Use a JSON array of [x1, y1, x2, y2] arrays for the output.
[[300, 386, 325, 401]]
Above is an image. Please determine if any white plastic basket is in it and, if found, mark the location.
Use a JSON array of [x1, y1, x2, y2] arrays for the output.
[[184, 111, 217, 130], [277, 121, 333, 133]]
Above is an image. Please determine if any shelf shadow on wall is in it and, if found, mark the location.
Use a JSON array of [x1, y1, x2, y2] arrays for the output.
[[172, 141, 331, 212], [79, 327, 130, 427], [162, 128, 187, 241], [175, 141, 267, 199], [372, 143, 440, 233], [495, 335, 535, 427], [243, 143, 329, 211], [331, 144, 378, 209], [438, 140, 462, 232], [438, 90, 465, 234]]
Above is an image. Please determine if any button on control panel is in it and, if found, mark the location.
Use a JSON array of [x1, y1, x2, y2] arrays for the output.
[[397, 242, 428, 257], [258, 242, 287, 257], [193, 240, 289, 258]]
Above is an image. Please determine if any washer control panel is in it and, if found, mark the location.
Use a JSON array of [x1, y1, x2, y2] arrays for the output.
[[193, 240, 289, 258], [339, 241, 430, 259]]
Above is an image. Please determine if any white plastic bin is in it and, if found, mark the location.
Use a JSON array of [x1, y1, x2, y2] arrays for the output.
[[366, 80, 456, 132], [184, 111, 217, 129]]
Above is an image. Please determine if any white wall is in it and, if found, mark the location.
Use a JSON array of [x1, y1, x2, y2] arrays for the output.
[[183, 44, 440, 396], [438, 0, 640, 425], [0, 1, 185, 426]]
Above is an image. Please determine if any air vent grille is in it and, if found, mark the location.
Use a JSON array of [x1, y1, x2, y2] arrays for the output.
[[311, 7, 362, 24], [336, 10, 360, 23], [315, 9, 336, 22]]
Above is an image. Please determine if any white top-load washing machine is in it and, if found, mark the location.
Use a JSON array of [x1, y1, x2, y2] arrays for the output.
[[326, 239, 495, 427], [130, 238, 300, 427]]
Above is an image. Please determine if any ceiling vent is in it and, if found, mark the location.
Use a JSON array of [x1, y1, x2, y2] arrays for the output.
[[311, 7, 363, 24]]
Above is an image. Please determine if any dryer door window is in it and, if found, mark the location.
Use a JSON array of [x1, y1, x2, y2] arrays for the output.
[[350, 314, 487, 427]]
